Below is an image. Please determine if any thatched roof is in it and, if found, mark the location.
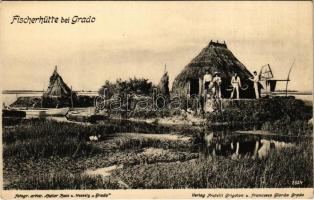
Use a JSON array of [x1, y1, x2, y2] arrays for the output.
[[172, 41, 255, 98], [44, 66, 72, 98]]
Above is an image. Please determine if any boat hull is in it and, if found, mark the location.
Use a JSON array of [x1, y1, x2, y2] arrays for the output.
[[66, 113, 108, 123], [22, 108, 69, 117]]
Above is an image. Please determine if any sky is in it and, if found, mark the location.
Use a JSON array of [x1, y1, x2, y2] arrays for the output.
[[1, 1, 312, 92]]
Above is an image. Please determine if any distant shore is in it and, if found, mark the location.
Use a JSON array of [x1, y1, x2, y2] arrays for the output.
[[3, 89, 312, 94], [2, 90, 98, 94]]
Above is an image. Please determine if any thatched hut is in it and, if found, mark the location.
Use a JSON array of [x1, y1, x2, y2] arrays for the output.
[[43, 66, 73, 98], [172, 41, 255, 98]]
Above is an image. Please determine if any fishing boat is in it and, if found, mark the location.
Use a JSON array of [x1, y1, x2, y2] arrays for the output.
[[21, 107, 69, 117], [66, 107, 108, 123], [66, 113, 108, 123]]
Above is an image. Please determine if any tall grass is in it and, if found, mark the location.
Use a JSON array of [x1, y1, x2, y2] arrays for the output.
[[113, 141, 313, 188], [3, 118, 312, 189], [3, 119, 201, 143], [4, 171, 121, 190], [3, 119, 83, 144], [3, 119, 201, 159], [6, 142, 312, 189], [3, 137, 95, 159], [3, 120, 97, 159], [261, 119, 312, 136], [206, 97, 312, 130], [112, 135, 192, 151]]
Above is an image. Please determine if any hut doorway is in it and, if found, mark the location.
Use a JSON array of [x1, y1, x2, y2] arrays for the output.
[[189, 79, 199, 96]]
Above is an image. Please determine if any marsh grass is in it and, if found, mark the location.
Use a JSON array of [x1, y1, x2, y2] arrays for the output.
[[113, 142, 313, 188], [3, 137, 95, 159], [4, 171, 121, 190], [111, 134, 192, 151], [206, 98, 312, 132], [3, 119, 201, 159], [3, 118, 312, 189], [3, 120, 97, 159], [261, 119, 312, 136], [114, 137, 176, 150]]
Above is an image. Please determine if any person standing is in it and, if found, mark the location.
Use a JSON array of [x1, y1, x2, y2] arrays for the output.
[[203, 70, 212, 98], [230, 73, 241, 99], [249, 71, 260, 99], [212, 72, 222, 99]]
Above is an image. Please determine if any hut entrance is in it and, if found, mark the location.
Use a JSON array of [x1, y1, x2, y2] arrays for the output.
[[189, 79, 199, 96]]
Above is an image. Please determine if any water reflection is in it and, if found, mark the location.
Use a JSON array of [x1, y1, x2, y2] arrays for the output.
[[200, 132, 296, 159]]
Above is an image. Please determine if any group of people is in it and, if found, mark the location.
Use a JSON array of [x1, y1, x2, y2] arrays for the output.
[[203, 70, 222, 100], [203, 70, 260, 100]]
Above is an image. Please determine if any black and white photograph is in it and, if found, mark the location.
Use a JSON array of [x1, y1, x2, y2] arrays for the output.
[[1, 1, 313, 198]]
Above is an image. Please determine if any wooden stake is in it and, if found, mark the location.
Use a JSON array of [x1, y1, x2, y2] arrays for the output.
[[285, 60, 294, 97], [70, 85, 73, 108]]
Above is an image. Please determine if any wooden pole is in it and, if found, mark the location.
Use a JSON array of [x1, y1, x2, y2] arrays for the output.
[[70, 85, 73, 108], [41, 82, 44, 108], [285, 60, 294, 97]]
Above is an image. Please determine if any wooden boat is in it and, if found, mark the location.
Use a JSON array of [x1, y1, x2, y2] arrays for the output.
[[21, 107, 69, 117], [66, 112, 108, 123], [2, 109, 26, 118]]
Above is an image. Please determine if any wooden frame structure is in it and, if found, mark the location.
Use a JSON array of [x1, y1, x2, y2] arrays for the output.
[[259, 61, 294, 96]]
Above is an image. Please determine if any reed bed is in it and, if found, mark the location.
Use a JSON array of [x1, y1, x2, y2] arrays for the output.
[[261, 119, 312, 136], [206, 97, 312, 126], [3, 118, 312, 189], [2, 119, 185, 158], [110, 134, 193, 151], [3, 120, 96, 159], [5, 171, 121, 190], [113, 141, 313, 188]]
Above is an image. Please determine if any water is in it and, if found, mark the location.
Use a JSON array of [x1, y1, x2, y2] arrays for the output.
[[199, 131, 299, 159]]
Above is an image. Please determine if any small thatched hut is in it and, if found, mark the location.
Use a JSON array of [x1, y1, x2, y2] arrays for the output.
[[172, 41, 255, 98], [43, 66, 73, 98]]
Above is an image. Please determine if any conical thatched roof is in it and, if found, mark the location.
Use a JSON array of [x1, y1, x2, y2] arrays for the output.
[[172, 41, 255, 98], [44, 66, 72, 98]]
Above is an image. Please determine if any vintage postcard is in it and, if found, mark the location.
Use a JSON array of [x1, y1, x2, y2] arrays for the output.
[[0, 1, 313, 199]]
